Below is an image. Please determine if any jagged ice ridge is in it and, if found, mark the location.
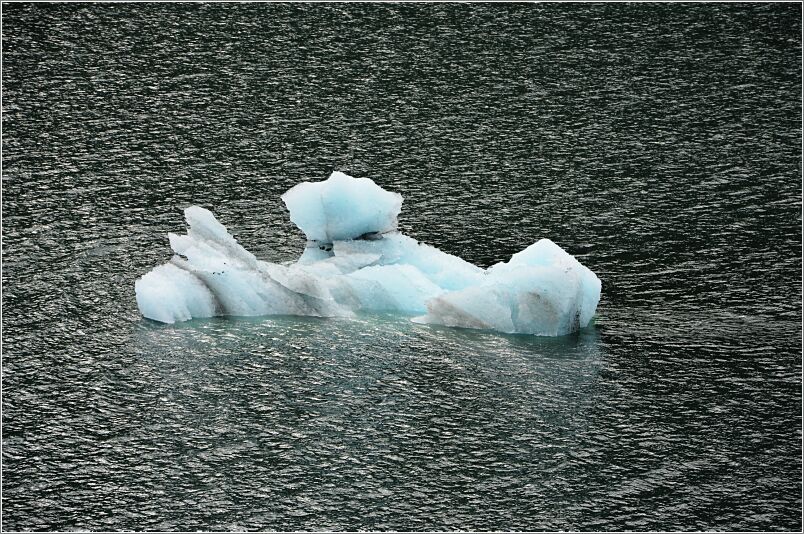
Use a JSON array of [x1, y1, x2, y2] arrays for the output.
[[135, 171, 601, 336]]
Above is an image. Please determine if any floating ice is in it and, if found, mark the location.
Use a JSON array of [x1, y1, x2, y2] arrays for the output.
[[413, 239, 601, 336], [281, 171, 403, 242], [136, 171, 601, 335]]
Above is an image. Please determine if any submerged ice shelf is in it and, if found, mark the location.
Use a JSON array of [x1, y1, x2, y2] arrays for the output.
[[135, 171, 601, 336]]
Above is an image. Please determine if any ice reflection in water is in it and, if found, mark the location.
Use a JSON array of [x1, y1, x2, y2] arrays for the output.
[[128, 316, 604, 530]]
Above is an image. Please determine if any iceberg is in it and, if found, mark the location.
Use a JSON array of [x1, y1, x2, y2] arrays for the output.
[[135, 171, 601, 336]]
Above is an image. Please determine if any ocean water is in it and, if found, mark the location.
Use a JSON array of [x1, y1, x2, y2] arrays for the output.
[[2, 2, 801, 531]]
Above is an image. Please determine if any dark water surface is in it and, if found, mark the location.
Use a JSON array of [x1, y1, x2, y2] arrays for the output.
[[2, 3, 801, 531]]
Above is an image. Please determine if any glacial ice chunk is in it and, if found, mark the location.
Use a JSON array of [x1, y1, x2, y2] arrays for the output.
[[135, 206, 348, 323], [135, 262, 218, 324], [414, 239, 601, 335], [135, 171, 601, 336], [281, 171, 403, 242]]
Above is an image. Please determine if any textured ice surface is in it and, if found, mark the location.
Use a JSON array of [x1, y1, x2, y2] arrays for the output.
[[281, 171, 403, 242], [136, 172, 601, 335], [413, 239, 602, 336]]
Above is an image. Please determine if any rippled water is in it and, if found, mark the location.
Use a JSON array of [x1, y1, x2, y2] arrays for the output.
[[2, 3, 801, 531]]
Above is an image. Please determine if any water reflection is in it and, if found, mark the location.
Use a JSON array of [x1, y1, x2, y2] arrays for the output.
[[126, 315, 606, 529]]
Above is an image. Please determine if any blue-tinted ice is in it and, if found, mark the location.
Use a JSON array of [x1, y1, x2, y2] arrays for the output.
[[135, 171, 601, 335]]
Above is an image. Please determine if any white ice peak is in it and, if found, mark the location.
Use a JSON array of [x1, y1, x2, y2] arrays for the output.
[[135, 171, 601, 336], [281, 171, 403, 243]]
